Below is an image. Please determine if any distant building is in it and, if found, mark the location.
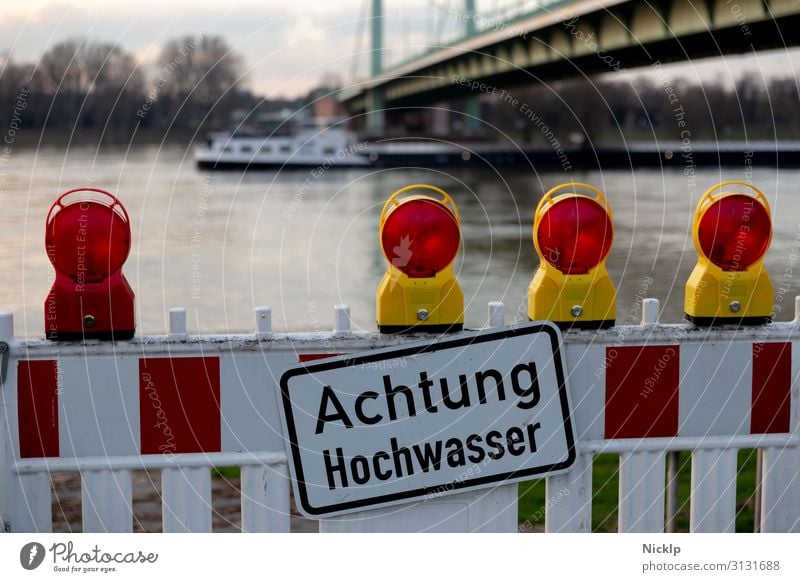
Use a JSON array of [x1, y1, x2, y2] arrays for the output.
[[307, 86, 346, 120]]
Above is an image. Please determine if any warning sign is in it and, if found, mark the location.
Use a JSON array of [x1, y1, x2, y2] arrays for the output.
[[279, 322, 575, 518]]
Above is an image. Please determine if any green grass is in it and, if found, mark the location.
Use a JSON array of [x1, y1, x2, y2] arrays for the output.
[[212, 466, 241, 479], [519, 450, 759, 532], [211, 451, 759, 531]]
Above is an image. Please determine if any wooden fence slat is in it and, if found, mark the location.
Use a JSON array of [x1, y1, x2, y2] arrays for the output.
[[11, 473, 52, 532], [545, 452, 592, 532], [81, 469, 132, 532], [690, 448, 737, 532], [241, 463, 290, 532], [618, 451, 665, 532], [161, 466, 212, 532], [760, 445, 800, 532]]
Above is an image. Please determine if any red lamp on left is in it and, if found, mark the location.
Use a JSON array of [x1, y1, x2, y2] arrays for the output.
[[44, 188, 135, 340]]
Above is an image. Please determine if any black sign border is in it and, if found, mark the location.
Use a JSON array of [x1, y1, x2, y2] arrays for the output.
[[280, 322, 576, 517]]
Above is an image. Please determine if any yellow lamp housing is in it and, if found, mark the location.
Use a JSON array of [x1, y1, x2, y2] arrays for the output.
[[376, 184, 464, 334], [685, 181, 773, 326], [528, 182, 616, 330]]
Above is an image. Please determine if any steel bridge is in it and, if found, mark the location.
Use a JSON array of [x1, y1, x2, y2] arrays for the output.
[[341, 0, 800, 133]]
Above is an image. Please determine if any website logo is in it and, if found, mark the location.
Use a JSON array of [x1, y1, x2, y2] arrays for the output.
[[20, 542, 46, 570]]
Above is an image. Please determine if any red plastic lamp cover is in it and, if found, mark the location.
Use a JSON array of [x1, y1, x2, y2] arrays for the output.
[[697, 194, 771, 271], [537, 196, 613, 275], [381, 198, 460, 278]]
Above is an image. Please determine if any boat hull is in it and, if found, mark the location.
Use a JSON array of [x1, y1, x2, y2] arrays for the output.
[[195, 158, 370, 170]]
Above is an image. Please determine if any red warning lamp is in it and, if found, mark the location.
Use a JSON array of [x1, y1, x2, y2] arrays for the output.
[[528, 183, 616, 328], [376, 184, 464, 333], [685, 181, 773, 325], [45, 188, 135, 340]]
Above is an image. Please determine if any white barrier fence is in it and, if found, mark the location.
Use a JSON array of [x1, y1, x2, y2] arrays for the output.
[[12, 452, 289, 533], [1, 299, 798, 533]]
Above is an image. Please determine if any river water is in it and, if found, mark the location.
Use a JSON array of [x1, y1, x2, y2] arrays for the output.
[[1, 144, 799, 338]]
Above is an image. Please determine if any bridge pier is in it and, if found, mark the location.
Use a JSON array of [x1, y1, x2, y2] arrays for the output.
[[366, 89, 385, 136], [431, 106, 450, 136], [464, 96, 482, 135]]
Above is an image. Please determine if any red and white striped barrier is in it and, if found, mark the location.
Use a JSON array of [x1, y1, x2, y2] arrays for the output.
[[1, 300, 798, 533], [554, 301, 799, 534]]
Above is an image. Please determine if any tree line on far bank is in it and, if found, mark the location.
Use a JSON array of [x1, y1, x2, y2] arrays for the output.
[[0, 35, 247, 137], [2, 34, 798, 143], [477, 73, 800, 143]]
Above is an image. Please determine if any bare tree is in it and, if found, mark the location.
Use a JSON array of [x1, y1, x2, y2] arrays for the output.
[[151, 34, 244, 128], [35, 38, 144, 129]]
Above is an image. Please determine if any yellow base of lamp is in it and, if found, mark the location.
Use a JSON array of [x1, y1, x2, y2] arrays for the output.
[[528, 263, 616, 329], [684, 263, 773, 326], [376, 266, 464, 334]]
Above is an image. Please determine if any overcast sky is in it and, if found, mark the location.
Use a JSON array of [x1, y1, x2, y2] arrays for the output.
[[1, 0, 797, 98]]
